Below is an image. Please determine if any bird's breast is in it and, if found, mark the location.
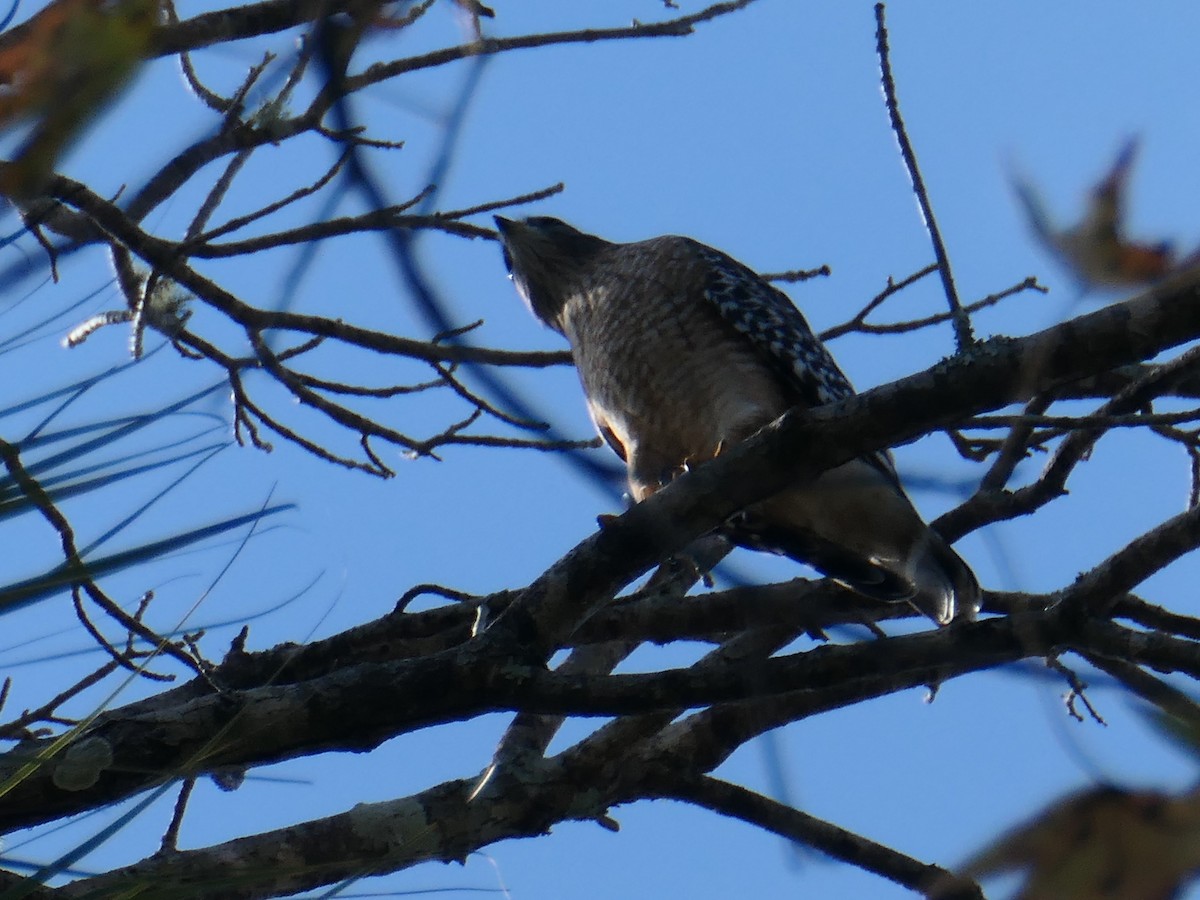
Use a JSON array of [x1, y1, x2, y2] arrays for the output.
[[560, 278, 791, 482]]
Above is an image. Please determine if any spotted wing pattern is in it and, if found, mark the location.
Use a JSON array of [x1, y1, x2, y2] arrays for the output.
[[694, 242, 899, 482]]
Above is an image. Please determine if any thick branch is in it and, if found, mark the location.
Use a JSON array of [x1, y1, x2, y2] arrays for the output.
[[4, 267, 1200, 854], [479, 269, 1200, 659], [0, 613, 1067, 833]]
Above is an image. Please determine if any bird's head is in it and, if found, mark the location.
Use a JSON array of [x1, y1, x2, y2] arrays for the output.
[[494, 216, 611, 327]]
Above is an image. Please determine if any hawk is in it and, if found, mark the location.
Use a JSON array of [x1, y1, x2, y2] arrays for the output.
[[495, 216, 979, 624]]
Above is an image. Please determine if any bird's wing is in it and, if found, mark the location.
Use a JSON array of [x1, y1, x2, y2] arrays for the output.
[[694, 242, 853, 405], [692, 241, 899, 481], [585, 399, 628, 462]]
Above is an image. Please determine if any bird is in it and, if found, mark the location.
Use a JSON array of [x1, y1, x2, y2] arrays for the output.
[[495, 215, 980, 625]]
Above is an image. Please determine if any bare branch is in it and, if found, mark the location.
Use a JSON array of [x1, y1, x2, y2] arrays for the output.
[[874, 4, 973, 349], [660, 776, 983, 900]]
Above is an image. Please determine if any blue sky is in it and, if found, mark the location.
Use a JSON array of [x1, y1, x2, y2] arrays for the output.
[[3, 2, 1200, 898]]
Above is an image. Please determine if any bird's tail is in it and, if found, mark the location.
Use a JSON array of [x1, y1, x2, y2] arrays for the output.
[[725, 460, 981, 625], [903, 527, 980, 625]]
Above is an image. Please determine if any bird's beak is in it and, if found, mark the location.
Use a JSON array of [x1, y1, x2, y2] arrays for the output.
[[494, 216, 516, 275]]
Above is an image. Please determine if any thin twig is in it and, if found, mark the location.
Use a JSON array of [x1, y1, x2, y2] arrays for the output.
[[661, 775, 983, 899], [0, 437, 200, 676], [977, 394, 1053, 491], [963, 408, 1200, 430], [874, 4, 973, 349], [440, 182, 565, 221], [1081, 652, 1200, 727], [821, 264, 937, 341], [1046, 656, 1107, 725], [761, 264, 832, 284], [826, 275, 1046, 340], [0, 660, 120, 739], [159, 777, 196, 854], [191, 148, 355, 245]]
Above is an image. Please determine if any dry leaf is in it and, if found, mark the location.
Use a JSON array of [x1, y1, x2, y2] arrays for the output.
[[942, 784, 1200, 900], [0, 0, 157, 198], [1014, 139, 1179, 290]]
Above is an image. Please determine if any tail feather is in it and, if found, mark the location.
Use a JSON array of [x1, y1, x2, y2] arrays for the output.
[[726, 519, 917, 602], [904, 528, 980, 625], [725, 460, 981, 626], [728, 515, 978, 625]]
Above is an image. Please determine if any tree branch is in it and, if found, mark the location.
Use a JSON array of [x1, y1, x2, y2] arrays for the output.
[[658, 776, 983, 899]]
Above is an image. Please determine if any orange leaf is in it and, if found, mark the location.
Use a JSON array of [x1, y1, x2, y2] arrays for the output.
[[1014, 138, 1179, 290]]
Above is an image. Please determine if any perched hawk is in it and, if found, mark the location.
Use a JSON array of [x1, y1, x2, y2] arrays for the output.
[[495, 216, 979, 624]]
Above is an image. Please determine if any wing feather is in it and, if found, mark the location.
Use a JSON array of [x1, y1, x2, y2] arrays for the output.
[[692, 241, 899, 482]]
